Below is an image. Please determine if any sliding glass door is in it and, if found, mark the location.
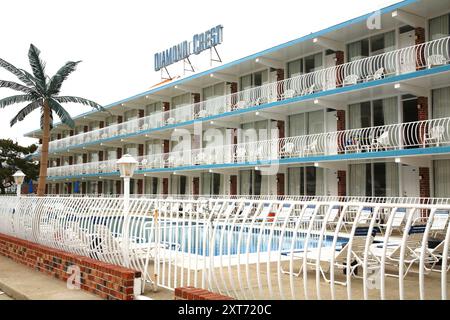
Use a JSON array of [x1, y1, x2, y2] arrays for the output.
[[288, 167, 324, 196], [430, 14, 450, 40], [349, 163, 399, 197]]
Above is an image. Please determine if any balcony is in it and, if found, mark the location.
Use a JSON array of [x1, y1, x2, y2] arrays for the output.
[[47, 117, 450, 178], [44, 37, 450, 154]]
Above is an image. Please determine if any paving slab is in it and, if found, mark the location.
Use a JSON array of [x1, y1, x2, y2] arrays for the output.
[[0, 256, 101, 300]]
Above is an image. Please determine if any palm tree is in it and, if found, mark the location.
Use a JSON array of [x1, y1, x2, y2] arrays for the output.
[[0, 44, 104, 196]]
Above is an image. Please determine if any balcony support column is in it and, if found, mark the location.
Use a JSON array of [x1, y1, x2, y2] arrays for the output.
[[337, 170, 346, 198], [418, 97, 429, 146], [419, 167, 431, 212], [415, 27, 426, 70]]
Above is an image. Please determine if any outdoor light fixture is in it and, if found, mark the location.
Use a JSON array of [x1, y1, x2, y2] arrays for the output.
[[13, 170, 26, 196], [117, 154, 138, 179]]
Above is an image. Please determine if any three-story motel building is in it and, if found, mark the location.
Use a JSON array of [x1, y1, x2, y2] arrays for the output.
[[26, 0, 450, 200]]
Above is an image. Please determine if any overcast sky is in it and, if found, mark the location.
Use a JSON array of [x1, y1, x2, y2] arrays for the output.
[[0, 0, 400, 146]]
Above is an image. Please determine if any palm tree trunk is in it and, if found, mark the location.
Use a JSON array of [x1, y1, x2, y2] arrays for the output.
[[37, 100, 50, 196]]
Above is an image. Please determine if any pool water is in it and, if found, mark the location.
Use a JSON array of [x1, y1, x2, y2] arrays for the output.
[[155, 222, 348, 257]]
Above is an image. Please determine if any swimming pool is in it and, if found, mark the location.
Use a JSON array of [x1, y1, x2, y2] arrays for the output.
[[155, 222, 348, 256]]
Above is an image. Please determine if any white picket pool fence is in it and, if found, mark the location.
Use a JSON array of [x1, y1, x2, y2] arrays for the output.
[[0, 196, 449, 300]]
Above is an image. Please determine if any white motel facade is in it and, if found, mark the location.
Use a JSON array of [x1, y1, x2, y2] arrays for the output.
[[26, 0, 450, 200]]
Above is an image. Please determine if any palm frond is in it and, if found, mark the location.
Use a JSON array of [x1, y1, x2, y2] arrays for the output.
[[10, 100, 42, 127], [0, 57, 36, 87], [48, 98, 75, 128], [20, 68, 45, 95], [0, 94, 35, 109], [53, 96, 104, 111], [28, 44, 47, 86], [47, 61, 81, 95], [40, 107, 53, 131], [0, 80, 34, 94]]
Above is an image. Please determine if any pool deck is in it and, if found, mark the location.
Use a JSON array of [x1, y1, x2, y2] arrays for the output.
[[146, 260, 450, 300]]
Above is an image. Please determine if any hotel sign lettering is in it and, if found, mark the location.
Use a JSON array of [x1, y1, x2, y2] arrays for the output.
[[154, 25, 224, 72]]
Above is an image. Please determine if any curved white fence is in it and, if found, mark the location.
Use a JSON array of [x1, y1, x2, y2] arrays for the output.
[[47, 116, 450, 178], [0, 196, 449, 300], [43, 36, 450, 154]]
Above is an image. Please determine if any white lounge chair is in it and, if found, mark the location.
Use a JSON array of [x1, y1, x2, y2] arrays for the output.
[[234, 101, 247, 110], [427, 54, 446, 69], [140, 159, 148, 170], [371, 131, 391, 151], [343, 74, 359, 86], [301, 84, 315, 96], [198, 109, 209, 118], [424, 125, 445, 147], [370, 224, 436, 278], [283, 142, 295, 157], [282, 225, 379, 285], [366, 67, 385, 81], [303, 139, 318, 156], [281, 89, 296, 100], [166, 117, 175, 125]]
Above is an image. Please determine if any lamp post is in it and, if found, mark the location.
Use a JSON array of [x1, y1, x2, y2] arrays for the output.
[[116, 154, 138, 268], [13, 170, 26, 197]]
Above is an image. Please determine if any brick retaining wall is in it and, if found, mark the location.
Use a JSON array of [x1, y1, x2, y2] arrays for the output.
[[175, 287, 234, 300], [0, 233, 140, 300]]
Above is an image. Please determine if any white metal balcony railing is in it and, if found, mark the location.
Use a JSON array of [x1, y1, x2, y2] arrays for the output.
[[0, 196, 449, 300], [46, 117, 450, 178], [42, 37, 450, 154]]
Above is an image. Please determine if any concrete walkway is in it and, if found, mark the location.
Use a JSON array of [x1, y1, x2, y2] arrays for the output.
[[0, 256, 100, 300]]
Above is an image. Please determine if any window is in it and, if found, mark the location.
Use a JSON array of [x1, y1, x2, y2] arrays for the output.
[[349, 163, 399, 197], [107, 148, 116, 160], [239, 70, 268, 90], [429, 14, 450, 40], [348, 97, 398, 129], [287, 54, 323, 77], [434, 160, 450, 197], [171, 175, 188, 195], [171, 93, 191, 108], [124, 110, 138, 122], [347, 31, 395, 62], [146, 140, 162, 155], [304, 53, 323, 73], [124, 144, 138, 157], [288, 167, 324, 196], [239, 170, 268, 196], [348, 39, 369, 62], [201, 173, 223, 195], [241, 120, 268, 143], [145, 177, 159, 195], [145, 102, 162, 116], [105, 116, 116, 127], [90, 152, 98, 163], [432, 86, 450, 119], [203, 83, 225, 100], [287, 59, 303, 78], [288, 110, 324, 137]]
